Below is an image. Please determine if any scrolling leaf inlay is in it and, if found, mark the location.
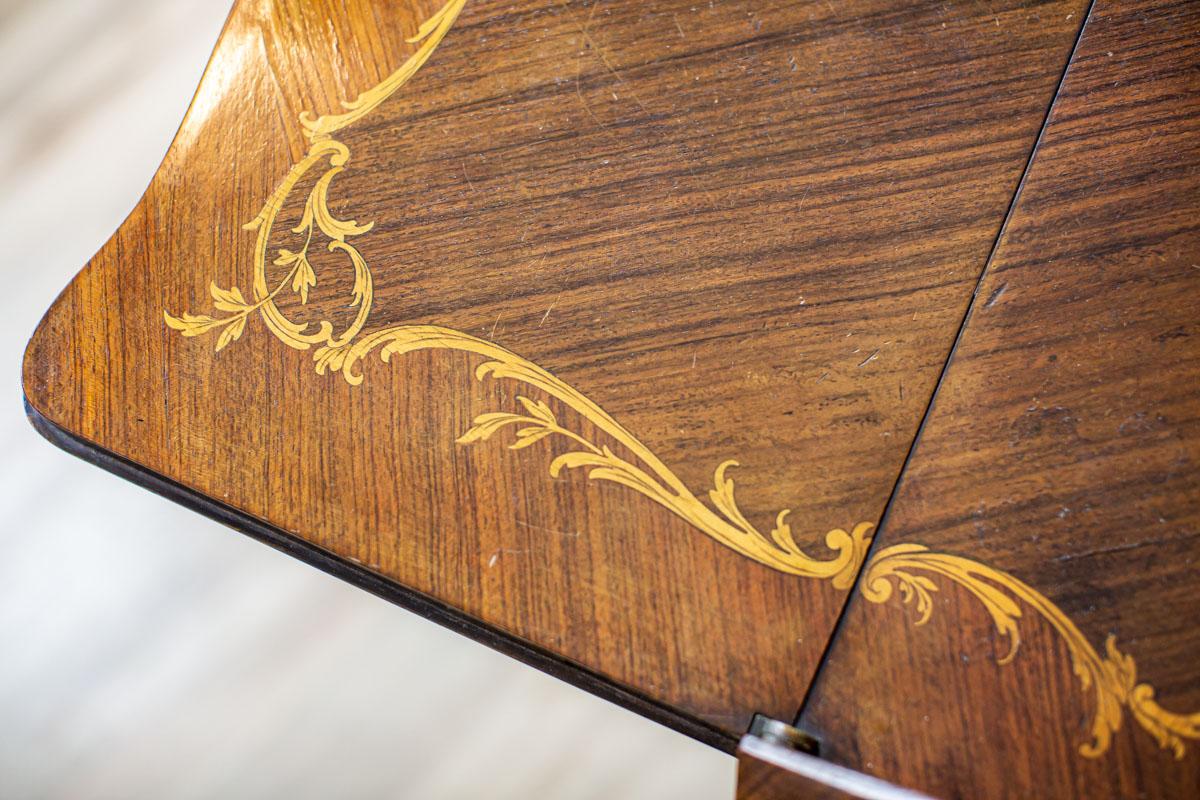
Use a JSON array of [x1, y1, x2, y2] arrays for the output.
[[163, 0, 1199, 760], [863, 545, 1200, 758]]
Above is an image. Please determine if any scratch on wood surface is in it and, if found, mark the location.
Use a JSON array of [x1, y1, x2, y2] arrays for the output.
[[796, 184, 812, 212], [573, 58, 605, 128], [515, 518, 580, 538], [487, 548, 528, 568], [558, 0, 648, 114], [1052, 532, 1196, 564], [984, 282, 1008, 308], [460, 157, 476, 192], [539, 293, 560, 327]]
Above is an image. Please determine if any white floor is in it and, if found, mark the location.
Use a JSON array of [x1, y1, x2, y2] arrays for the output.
[[0, 0, 734, 796]]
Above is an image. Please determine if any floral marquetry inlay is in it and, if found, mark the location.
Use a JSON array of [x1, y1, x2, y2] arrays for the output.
[[164, 0, 1200, 761]]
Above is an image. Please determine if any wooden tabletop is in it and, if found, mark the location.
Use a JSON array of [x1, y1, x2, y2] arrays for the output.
[[800, 1, 1200, 795], [23, 0, 1199, 796]]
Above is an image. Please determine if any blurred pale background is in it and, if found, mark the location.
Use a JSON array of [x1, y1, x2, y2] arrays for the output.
[[0, 0, 734, 796]]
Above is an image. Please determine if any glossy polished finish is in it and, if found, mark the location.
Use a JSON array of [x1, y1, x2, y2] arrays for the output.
[[22, 0, 1200, 795], [22, 0, 1088, 744], [799, 0, 1200, 796]]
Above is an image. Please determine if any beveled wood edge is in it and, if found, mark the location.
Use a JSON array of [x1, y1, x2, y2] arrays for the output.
[[22, 392, 737, 753], [738, 736, 939, 800], [161, 0, 1200, 765]]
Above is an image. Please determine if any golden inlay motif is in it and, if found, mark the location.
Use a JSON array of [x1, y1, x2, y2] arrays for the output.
[[164, 0, 1199, 760]]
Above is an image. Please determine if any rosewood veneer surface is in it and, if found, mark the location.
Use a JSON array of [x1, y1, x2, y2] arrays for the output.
[[25, 2, 1200, 797], [798, 1, 1200, 796], [22, 0, 1091, 746]]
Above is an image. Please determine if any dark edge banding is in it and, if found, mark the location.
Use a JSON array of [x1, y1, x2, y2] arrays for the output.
[[23, 394, 736, 754]]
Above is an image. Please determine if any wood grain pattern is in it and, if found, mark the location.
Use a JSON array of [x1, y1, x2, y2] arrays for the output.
[[798, 0, 1200, 795], [23, 0, 1087, 743]]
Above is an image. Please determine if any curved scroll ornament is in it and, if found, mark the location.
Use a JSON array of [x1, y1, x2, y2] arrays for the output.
[[164, 0, 1198, 761], [861, 545, 1200, 758]]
